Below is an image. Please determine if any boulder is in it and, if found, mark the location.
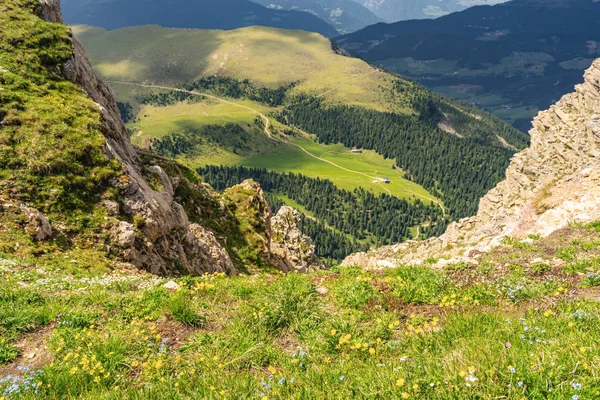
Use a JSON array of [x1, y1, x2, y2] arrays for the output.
[[18, 203, 52, 241]]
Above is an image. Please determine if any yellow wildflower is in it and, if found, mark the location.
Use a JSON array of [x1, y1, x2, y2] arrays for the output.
[[401, 393, 409, 399], [267, 365, 277, 375], [396, 378, 405, 387], [369, 348, 376, 355]]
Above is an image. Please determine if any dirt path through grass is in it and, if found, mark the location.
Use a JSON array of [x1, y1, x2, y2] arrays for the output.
[[107, 80, 445, 213]]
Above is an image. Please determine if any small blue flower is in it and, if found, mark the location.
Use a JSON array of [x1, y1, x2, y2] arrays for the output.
[[572, 382, 582, 390], [518, 381, 523, 387], [339, 375, 345, 381], [509, 368, 516, 373], [572, 395, 579, 400]]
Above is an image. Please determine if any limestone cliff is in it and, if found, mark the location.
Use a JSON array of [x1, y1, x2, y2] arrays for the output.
[[270, 207, 324, 273], [343, 59, 600, 268], [5, 0, 322, 275]]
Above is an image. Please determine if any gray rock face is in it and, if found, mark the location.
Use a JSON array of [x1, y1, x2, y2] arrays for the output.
[[114, 222, 136, 249], [36, 0, 62, 24], [35, 1, 236, 276], [270, 207, 324, 272], [343, 59, 600, 269]]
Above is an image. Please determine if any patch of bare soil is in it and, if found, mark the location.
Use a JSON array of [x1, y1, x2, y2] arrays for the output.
[[576, 287, 600, 302], [155, 319, 196, 351], [0, 323, 55, 378]]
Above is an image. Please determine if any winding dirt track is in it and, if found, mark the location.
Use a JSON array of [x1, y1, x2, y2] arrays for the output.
[[106, 80, 445, 213]]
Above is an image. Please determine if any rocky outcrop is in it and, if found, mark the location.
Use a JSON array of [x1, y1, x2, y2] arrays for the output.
[[270, 207, 324, 272], [19, 203, 53, 241], [31, 0, 322, 276], [343, 59, 600, 269], [223, 182, 323, 272]]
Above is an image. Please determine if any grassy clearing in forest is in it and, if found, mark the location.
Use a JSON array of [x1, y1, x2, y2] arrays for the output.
[[2, 223, 600, 399], [124, 95, 438, 203]]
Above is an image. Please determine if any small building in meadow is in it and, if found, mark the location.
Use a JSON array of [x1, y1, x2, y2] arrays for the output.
[[382, 177, 391, 184], [351, 149, 363, 153]]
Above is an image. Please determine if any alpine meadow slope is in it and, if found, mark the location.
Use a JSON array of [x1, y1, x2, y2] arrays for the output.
[[75, 23, 529, 223]]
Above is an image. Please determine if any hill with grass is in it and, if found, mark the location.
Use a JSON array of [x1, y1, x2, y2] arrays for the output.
[[337, 0, 600, 131], [74, 23, 528, 225], [0, 0, 324, 276], [249, 0, 382, 34], [2, 2, 600, 398], [61, 0, 339, 37]]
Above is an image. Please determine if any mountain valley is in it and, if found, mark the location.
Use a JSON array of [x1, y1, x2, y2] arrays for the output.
[[74, 22, 528, 259], [337, 0, 600, 131], [61, 0, 340, 37], [1, 1, 600, 399]]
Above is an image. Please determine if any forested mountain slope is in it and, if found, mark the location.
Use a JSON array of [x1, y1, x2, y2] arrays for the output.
[[337, 0, 600, 131], [352, 0, 508, 22], [75, 23, 528, 227], [345, 58, 600, 269], [61, 0, 339, 37]]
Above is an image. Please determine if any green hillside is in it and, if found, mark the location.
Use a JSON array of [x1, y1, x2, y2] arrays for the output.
[[74, 23, 528, 228], [73, 24, 399, 111]]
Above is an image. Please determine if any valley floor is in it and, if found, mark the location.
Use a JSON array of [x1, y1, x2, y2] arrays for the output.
[[2, 223, 600, 399]]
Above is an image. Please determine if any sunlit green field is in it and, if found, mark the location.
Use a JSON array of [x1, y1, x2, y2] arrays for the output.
[[73, 24, 399, 112], [3, 222, 600, 399], [125, 97, 438, 202], [241, 138, 437, 202]]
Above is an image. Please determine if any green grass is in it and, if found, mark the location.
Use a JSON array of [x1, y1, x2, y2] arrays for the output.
[[0, 0, 119, 216], [2, 248, 600, 399], [241, 138, 438, 202], [124, 93, 439, 203], [73, 24, 398, 112]]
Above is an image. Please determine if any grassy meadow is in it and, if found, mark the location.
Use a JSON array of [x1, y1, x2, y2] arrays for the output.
[[120, 84, 439, 203], [72, 25, 401, 112], [2, 222, 600, 399]]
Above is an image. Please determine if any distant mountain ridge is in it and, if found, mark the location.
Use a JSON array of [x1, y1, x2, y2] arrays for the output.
[[337, 0, 600, 130], [352, 0, 508, 22], [61, 0, 340, 37], [249, 0, 382, 34]]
